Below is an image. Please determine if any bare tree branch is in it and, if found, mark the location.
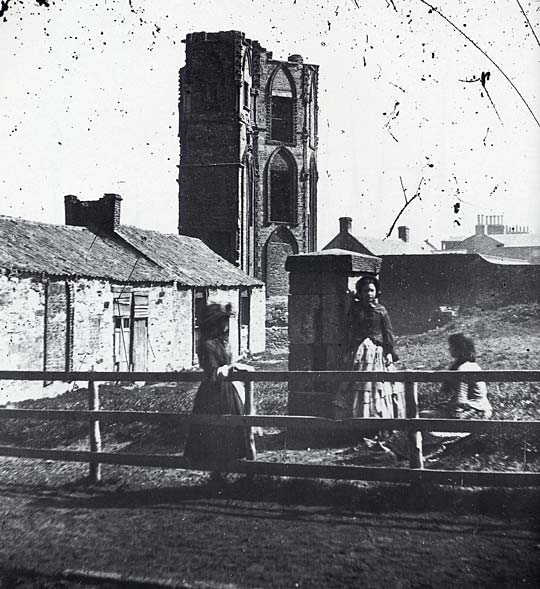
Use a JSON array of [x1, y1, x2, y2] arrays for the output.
[[399, 176, 408, 204], [515, 0, 540, 48], [386, 176, 425, 238], [417, 0, 540, 128]]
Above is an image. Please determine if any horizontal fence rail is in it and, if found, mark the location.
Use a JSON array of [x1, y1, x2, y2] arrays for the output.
[[0, 446, 538, 488], [0, 409, 539, 435], [0, 369, 539, 488], [0, 369, 540, 383]]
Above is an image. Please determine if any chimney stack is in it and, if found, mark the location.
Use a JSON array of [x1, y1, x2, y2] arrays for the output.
[[475, 215, 486, 236], [64, 193, 122, 232], [339, 217, 352, 234], [398, 225, 410, 243], [288, 54, 303, 63]]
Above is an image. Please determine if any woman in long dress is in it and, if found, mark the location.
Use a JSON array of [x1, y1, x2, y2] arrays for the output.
[[184, 303, 255, 467], [342, 275, 403, 419]]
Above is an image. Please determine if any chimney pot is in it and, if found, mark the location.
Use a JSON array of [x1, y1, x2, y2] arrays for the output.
[[339, 217, 352, 234], [398, 225, 410, 243]]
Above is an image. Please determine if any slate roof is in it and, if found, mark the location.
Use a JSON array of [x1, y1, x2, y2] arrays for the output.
[[0, 215, 170, 282], [117, 225, 262, 287], [0, 215, 261, 286], [441, 233, 540, 248], [494, 233, 540, 248], [324, 232, 428, 256]]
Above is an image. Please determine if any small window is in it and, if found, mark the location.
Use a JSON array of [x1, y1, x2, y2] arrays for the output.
[[240, 289, 250, 326], [194, 289, 207, 327], [193, 288, 208, 364], [243, 81, 250, 109], [271, 96, 293, 142]]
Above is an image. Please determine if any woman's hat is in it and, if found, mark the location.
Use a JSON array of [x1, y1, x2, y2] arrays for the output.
[[199, 303, 233, 327]]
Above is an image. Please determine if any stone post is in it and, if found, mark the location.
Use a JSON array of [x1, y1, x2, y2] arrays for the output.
[[285, 249, 381, 418]]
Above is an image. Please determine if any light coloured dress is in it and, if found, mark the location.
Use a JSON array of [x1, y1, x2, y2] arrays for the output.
[[337, 299, 405, 419]]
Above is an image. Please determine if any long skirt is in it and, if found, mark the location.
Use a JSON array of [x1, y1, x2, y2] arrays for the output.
[[335, 338, 405, 419], [184, 379, 255, 466]]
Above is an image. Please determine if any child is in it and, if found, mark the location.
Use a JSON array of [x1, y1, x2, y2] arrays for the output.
[[184, 303, 256, 468], [431, 332, 492, 419]]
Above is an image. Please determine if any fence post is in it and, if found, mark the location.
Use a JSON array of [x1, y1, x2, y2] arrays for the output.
[[245, 380, 256, 462], [88, 380, 102, 483], [245, 380, 252, 416], [404, 381, 424, 469]]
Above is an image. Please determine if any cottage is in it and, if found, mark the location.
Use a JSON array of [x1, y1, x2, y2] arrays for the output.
[[0, 194, 265, 403]]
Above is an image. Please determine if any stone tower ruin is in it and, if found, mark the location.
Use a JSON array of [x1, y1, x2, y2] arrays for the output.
[[178, 31, 319, 297]]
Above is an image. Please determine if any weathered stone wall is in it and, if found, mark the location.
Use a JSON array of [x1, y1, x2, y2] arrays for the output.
[[72, 279, 113, 372], [44, 280, 69, 372], [249, 285, 266, 354], [265, 296, 288, 352], [0, 275, 266, 402], [380, 254, 540, 333], [0, 275, 45, 403], [147, 286, 193, 371], [253, 52, 318, 292], [0, 275, 45, 371]]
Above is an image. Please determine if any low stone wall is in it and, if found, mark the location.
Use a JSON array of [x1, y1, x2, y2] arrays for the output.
[[265, 296, 289, 351]]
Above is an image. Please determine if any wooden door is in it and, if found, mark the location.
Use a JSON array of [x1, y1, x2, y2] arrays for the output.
[[132, 317, 148, 372]]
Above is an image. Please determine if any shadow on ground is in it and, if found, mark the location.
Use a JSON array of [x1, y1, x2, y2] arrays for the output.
[[24, 475, 540, 521]]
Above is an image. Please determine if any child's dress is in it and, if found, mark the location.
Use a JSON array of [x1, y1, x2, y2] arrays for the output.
[[184, 337, 255, 465]]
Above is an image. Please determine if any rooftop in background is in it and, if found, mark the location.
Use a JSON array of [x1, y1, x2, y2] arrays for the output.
[[440, 212, 540, 263], [323, 217, 431, 256]]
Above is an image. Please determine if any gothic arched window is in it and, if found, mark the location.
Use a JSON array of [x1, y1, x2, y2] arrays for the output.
[[268, 149, 296, 224], [269, 67, 295, 142]]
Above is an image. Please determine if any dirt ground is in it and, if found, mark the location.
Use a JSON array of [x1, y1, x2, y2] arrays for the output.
[[0, 458, 538, 588]]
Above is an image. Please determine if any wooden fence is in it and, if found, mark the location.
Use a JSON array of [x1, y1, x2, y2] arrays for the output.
[[0, 369, 539, 488]]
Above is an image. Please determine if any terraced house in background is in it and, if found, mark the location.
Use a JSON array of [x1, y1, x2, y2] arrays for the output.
[[0, 194, 264, 403], [178, 31, 319, 297]]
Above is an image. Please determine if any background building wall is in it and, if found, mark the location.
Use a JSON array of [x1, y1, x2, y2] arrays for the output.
[[380, 254, 540, 333]]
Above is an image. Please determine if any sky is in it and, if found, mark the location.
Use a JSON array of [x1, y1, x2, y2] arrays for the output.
[[1, 0, 539, 248]]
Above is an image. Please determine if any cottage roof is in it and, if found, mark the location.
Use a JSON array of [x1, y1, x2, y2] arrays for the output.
[[0, 215, 170, 282], [116, 226, 262, 287], [0, 215, 262, 286], [324, 232, 428, 256]]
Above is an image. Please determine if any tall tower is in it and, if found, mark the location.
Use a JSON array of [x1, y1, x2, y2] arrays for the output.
[[178, 31, 318, 296]]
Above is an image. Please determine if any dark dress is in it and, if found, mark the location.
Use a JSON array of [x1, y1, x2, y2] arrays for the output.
[[184, 337, 254, 465]]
